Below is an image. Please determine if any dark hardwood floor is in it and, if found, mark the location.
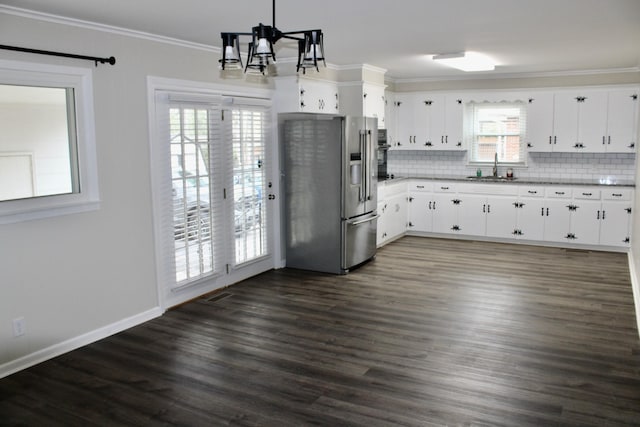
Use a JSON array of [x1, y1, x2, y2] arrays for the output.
[[2, 237, 640, 426]]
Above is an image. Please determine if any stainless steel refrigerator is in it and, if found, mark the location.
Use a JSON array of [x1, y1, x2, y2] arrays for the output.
[[281, 113, 378, 274]]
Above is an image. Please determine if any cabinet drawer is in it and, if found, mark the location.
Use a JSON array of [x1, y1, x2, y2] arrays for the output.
[[433, 182, 456, 193], [602, 189, 633, 201], [546, 187, 573, 198], [574, 189, 601, 200], [458, 183, 517, 195], [408, 181, 433, 192], [519, 186, 545, 197]]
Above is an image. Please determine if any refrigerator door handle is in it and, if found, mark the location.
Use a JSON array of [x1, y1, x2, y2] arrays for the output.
[[350, 214, 380, 226], [365, 129, 372, 201], [360, 130, 366, 202]]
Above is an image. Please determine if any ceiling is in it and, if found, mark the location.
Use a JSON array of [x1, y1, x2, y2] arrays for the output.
[[2, 0, 640, 80]]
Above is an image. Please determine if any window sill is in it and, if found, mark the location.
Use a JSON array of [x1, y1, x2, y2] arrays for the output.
[[0, 198, 101, 225]]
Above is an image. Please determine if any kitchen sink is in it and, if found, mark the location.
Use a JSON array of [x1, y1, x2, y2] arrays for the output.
[[466, 176, 516, 181]]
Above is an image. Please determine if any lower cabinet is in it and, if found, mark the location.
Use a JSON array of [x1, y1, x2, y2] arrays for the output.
[[600, 200, 633, 246], [378, 182, 408, 246], [399, 180, 633, 250]]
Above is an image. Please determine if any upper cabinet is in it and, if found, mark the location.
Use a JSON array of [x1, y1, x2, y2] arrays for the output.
[[424, 94, 464, 150], [338, 82, 386, 128], [390, 92, 464, 151], [527, 88, 638, 153], [274, 77, 339, 114]]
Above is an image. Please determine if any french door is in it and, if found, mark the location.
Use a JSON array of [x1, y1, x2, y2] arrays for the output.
[[152, 91, 274, 308]]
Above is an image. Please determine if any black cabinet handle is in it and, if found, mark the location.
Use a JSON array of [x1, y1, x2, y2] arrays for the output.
[[528, 190, 537, 194]]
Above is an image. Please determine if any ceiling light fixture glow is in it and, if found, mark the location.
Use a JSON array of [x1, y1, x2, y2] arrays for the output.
[[432, 52, 495, 72]]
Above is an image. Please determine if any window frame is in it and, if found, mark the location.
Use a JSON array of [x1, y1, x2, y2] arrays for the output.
[[0, 59, 99, 224], [466, 101, 527, 167]]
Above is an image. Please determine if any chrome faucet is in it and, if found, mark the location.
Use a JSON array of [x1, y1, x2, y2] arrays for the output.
[[492, 152, 498, 177]]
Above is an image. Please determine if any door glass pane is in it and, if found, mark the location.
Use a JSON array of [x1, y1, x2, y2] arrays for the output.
[[170, 106, 215, 284], [232, 109, 267, 265]]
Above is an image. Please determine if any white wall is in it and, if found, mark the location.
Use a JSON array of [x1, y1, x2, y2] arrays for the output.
[[0, 11, 271, 376], [0, 101, 72, 197]]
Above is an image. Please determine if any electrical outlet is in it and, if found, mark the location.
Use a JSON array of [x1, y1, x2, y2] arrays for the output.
[[12, 317, 25, 337]]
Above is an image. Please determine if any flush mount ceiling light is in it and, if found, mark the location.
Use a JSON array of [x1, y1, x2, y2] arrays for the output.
[[220, 0, 326, 75], [432, 52, 495, 72]]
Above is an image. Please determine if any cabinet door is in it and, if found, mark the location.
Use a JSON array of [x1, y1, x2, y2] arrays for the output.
[[385, 91, 395, 136], [424, 94, 446, 150], [363, 84, 386, 128], [407, 193, 432, 232], [570, 200, 601, 245], [552, 93, 580, 152], [445, 97, 464, 149], [543, 199, 572, 242], [394, 93, 415, 149], [432, 193, 458, 233], [485, 196, 518, 239], [578, 91, 607, 153], [457, 194, 486, 236], [526, 92, 554, 152], [599, 201, 631, 247], [301, 80, 338, 113], [376, 201, 388, 245], [385, 193, 408, 240], [516, 198, 545, 241], [607, 89, 638, 152]]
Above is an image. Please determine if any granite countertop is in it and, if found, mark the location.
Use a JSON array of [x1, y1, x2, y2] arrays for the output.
[[380, 175, 635, 187]]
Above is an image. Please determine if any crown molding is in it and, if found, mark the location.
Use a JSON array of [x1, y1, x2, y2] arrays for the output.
[[0, 5, 219, 53], [387, 67, 640, 84]]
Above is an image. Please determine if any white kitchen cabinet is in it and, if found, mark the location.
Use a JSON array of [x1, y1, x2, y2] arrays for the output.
[[542, 199, 573, 243], [274, 77, 339, 114], [527, 88, 639, 153], [363, 83, 386, 128], [407, 192, 433, 232], [484, 196, 519, 239], [423, 94, 465, 151], [392, 93, 428, 150], [456, 185, 518, 238], [513, 186, 546, 241], [599, 201, 633, 246], [339, 82, 386, 128], [527, 92, 579, 152], [426, 183, 456, 233], [377, 201, 388, 245], [456, 194, 486, 236], [377, 181, 408, 246], [604, 89, 638, 152], [385, 91, 396, 140], [407, 181, 434, 232], [385, 193, 408, 241]]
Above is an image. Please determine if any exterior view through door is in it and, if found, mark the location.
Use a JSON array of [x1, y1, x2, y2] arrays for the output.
[[153, 92, 273, 307]]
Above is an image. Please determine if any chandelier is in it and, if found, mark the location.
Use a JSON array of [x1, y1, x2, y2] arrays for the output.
[[219, 0, 326, 75]]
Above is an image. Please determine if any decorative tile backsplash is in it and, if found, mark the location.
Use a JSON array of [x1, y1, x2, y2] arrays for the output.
[[388, 151, 636, 183]]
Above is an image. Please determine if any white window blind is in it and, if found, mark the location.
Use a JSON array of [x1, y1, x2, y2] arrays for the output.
[[467, 101, 527, 164]]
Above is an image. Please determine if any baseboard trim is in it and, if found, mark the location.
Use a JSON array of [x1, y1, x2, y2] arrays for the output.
[[627, 250, 640, 339], [0, 307, 163, 379]]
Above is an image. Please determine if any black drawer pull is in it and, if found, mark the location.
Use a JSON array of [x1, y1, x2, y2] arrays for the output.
[[612, 193, 623, 197], [528, 190, 537, 194], [582, 192, 592, 196], [555, 191, 565, 195], [441, 186, 449, 190], [416, 185, 424, 189]]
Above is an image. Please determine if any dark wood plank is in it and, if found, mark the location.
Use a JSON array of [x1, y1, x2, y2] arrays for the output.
[[1, 236, 639, 426]]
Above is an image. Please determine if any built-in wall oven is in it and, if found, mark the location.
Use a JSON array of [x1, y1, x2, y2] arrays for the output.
[[377, 129, 390, 179]]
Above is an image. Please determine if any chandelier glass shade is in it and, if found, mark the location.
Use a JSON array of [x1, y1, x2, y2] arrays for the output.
[[219, 1, 325, 75]]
